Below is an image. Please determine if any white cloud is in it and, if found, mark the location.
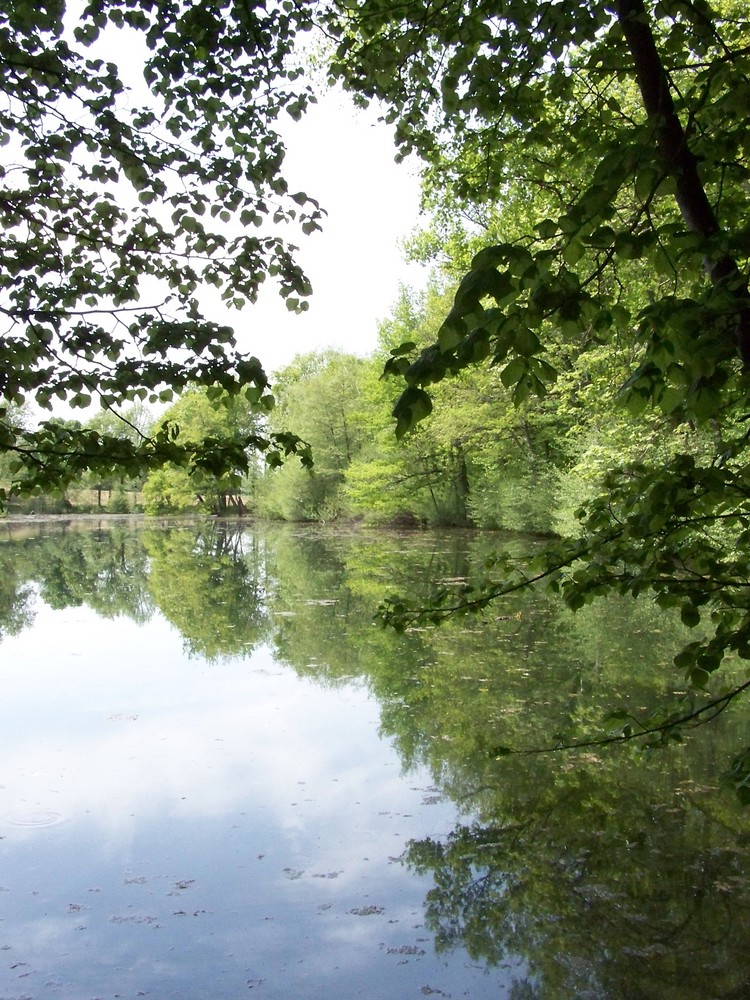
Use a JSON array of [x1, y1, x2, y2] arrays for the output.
[[214, 91, 427, 375]]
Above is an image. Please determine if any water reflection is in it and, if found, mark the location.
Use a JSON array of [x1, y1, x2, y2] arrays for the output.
[[0, 519, 749, 999]]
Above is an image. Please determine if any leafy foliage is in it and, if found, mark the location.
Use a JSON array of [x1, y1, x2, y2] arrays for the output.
[[142, 386, 275, 514], [327, 0, 750, 430], [0, 0, 320, 498], [323, 0, 750, 765]]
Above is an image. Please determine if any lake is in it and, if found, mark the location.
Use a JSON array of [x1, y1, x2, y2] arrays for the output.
[[1, 518, 749, 999]]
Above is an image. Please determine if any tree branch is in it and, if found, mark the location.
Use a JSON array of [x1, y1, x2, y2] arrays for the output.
[[499, 678, 750, 757], [616, 0, 750, 364]]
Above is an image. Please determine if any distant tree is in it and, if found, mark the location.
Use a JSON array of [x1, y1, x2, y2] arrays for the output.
[[77, 403, 154, 508], [142, 387, 263, 514], [261, 350, 370, 521], [0, 403, 28, 488], [345, 286, 478, 527]]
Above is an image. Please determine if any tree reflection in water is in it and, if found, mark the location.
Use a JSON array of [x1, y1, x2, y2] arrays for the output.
[[1, 519, 749, 998]]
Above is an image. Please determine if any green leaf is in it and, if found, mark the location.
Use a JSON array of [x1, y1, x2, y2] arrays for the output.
[[537, 219, 558, 239], [680, 604, 700, 628], [514, 328, 541, 357], [563, 239, 584, 265], [393, 386, 433, 439], [500, 357, 526, 387], [390, 341, 417, 358]]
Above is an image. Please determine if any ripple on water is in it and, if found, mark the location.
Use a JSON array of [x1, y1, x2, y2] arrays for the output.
[[5, 809, 65, 828]]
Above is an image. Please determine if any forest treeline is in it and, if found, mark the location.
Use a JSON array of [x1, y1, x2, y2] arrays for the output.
[[1, 268, 714, 535]]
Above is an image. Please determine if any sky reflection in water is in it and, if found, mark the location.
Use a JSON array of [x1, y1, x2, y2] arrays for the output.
[[0, 595, 521, 999]]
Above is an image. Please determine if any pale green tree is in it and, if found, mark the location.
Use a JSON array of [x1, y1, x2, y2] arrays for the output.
[[142, 388, 266, 515], [260, 350, 370, 520], [76, 403, 154, 510]]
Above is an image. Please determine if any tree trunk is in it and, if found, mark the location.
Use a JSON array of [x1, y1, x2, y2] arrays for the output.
[[616, 0, 750, 364]]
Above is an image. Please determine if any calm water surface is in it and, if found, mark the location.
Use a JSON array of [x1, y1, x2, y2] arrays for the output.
[[1, 519, 749, 1000]]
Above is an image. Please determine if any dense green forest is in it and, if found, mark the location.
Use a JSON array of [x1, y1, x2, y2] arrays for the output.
[[2, 1, 750, 779], [1, 289, 699, 541]]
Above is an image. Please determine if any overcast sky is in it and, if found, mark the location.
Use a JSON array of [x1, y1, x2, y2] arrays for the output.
[[222, 90, 427, 377]]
